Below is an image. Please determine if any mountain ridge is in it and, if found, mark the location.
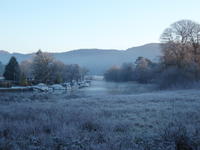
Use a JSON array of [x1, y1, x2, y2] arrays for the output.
[[0, 43, 161, 75]]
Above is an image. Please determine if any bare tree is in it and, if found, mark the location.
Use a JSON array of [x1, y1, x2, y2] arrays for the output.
[[104, 66, 121, 82], [160, 20, 200, 67], [64, 64, 82, 83], [20, 60, 33, 80], [160, 19, 200, 80], [160, 20, 200, 44], [32, 50, 54, 84], [49, 60, 66, 84], [80, 67, 89, 81]]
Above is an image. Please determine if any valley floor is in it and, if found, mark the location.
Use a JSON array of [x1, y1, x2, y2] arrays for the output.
[[0, 89, 200, 150]]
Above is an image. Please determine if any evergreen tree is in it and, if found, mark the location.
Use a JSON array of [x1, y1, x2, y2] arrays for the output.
[[0, 61, 4, 76], [3, 57, 21, 82]]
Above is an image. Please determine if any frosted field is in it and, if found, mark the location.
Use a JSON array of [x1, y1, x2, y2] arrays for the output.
[[0, 82, 200, 149]]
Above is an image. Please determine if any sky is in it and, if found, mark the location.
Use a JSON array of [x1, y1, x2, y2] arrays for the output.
[[0, 0, 200, 53]]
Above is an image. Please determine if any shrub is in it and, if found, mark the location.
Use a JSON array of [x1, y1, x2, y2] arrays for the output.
[[157, 66, 196, 89]]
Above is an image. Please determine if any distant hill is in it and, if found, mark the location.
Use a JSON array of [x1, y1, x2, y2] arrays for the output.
[[0, 43, 161, 75]]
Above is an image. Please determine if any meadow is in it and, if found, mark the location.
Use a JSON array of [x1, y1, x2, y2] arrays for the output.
[[0, 86, 200, 150]]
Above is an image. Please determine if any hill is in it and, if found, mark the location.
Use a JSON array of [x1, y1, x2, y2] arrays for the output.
[[0, 43, 161, 75]]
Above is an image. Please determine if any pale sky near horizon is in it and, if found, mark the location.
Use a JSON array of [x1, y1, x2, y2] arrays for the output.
[[1, 0, 200, 53]]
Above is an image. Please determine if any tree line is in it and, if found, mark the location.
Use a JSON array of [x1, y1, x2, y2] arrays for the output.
[[2, 50, 88, 86], [104, 57, 159, 83], [104, 19, 200, 88]]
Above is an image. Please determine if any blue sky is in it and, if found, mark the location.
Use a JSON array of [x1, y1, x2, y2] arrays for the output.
[[1, 0, 200, 53]]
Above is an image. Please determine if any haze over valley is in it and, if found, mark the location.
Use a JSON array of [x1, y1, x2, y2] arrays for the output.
[[0, 43, 161, 74]]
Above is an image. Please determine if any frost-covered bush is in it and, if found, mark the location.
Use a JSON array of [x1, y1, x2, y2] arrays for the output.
[[133, 67, 155, 84], [157, 66, 197, 89]]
